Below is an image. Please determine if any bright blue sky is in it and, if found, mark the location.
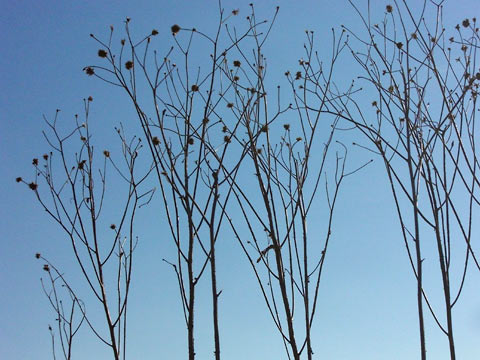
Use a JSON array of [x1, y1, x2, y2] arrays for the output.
[[2, 0, 480, 359]]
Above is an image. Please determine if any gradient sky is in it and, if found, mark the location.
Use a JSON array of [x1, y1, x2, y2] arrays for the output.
[[2, 0, 480, 359]]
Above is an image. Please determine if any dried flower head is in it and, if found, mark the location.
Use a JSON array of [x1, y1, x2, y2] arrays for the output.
[[222, 125, 228, 133], [283, 124, 290, 130], [85, 67, 95, 76], [125, 61, 134, 70], [29, 182, 38, 191], [224, 135, 231, 143], [103, 150, 110, 157], [260, 125, 268, 133], [295, 71, 302, 80], [232, 9, 239, 15], [98, 49, 108, 58], [396, 42, 403, 49], [372, 101, 378, 107], [191, 84, 199, 92], [32, 158, 38, 166], [475, 73, 480, 80], [80, 136, 87, 141], [233, 76, 239, 81], [227, 102, 234, 108], [187, 137, 194, 145], [388, 85, 394, 93], [296, 137, 302, 141], [171, 24, 181, 35], [203, 118, 209, 124], [16, 177, 22, 183], [152, 136, 161, 145], [411, 33, 418, 39], [35, 253, 41, 259], [78, 160, 86, 170], [463, 19, 470, 28], [43, 154, 48, 160], [386, 5, 393, 13], [43, 264, 50, 272], [233, 60, 241, 67], [121, 39, 126, 45], [110, 224, 116, 230], [151, 29, 159, 36], [87, 96, 93, 102]]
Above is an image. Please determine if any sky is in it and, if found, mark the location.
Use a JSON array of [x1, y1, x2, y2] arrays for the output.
[[1, 0, 480, 359]]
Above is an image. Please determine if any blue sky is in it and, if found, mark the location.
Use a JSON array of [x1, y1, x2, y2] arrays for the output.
[[2, 0, 480, 359]]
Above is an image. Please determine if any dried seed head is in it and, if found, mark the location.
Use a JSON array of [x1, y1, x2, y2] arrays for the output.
[[191, 84, 199, 92], [463, 19, 470, 28], [87, 96, 93, 102], [16, 177, 22, 183], [227, 103, 234, 108], [35, 253, 41, 259], [295, 71, 302, 80], [283, 124, 290, 130], [187, 137, 194, 145], [386, 5, 393, 13], [32, 158, 38, 166], [171, 24, 181, 35], [98, 49, 108, 58], [233, 76, 239, 81], [224, 135, 231, 143], [125, 61, 134, 70], [43, 154, 49, 160], [232, 9, 239, 15], [260, 125, 268, 133], [85, 67, 95, 76], [151, 29, 159, 36], [396, 42, 403, 49], [43, 264, 50, 272], [233, 60, 241, 67], [152, 136, 161, 145], [103, 150, 110, 157], [110, 224, 116, 230], [296, 137, 302, 141]]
